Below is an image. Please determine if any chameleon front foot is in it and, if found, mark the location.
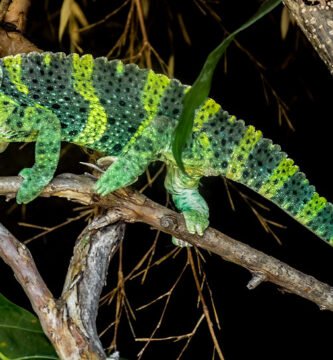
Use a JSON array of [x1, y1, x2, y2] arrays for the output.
[[94, 160, 139, 196], [16, 168, 46, 204]]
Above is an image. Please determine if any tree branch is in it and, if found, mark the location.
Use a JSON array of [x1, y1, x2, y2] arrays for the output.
[[0, 212, 124, 359], [283, 0, 333, 74], [62, 220, 124, 358], [0, 175, 123, 359], [0, 223, 87, 359], [1, 173, 333, 312]]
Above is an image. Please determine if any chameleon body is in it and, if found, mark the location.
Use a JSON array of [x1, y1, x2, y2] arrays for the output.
[[0, 52, 332, 245]]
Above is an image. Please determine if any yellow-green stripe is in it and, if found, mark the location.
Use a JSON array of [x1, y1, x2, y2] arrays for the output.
[[259, 158, 298, 198], [116, 60, 124, 74], [0, 93, 17, 125], [123, 70, 171, 151], [226, 125, 262, 181], [3, 55, 29, 95], [295, 192, 327, 224], [193, 98, 220, 132], [43, 53, 52, 67], [71, 54, 108, 145], [22, 104, 48, 141]]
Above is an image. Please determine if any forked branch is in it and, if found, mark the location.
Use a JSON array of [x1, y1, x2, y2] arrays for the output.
[[0, 215, 124, 360], [1, 174, 333, 312]]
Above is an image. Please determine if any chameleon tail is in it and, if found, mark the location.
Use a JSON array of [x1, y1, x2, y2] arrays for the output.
[[227, 133, 333, 245], [198, 106, 333, 244]]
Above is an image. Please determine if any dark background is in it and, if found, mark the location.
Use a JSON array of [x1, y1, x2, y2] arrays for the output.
[[1, 0, 333, 359]]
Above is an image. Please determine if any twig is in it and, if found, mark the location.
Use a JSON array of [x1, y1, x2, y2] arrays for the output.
[[188, 249, 224, 360], [134, 0, 151, 68], [1, 173, 333, 311], [136, 262, 188, 359], [0, 223, 88, 359]]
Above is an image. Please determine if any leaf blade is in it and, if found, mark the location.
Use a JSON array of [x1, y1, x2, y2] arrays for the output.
[[172, 0, 282, 171], [0, 294, 57, 359]]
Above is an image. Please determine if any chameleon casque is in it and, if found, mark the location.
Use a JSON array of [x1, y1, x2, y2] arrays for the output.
[[0, 52, 332, 245]]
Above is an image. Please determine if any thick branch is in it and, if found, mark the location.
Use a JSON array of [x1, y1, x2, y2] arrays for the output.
[[283, 0, 333, 74], [62, 221, 124, 358], [1, 174, 333, 311], [0, 176, 124, 359], [0, 223, 88, 359]]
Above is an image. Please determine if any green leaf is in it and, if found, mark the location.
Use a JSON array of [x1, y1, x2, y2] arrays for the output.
[[0, 294, 57, 359], [172, 0, 282, 172]]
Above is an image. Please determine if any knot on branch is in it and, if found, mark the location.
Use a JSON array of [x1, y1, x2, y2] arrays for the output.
[[160, 214, 178, 232]]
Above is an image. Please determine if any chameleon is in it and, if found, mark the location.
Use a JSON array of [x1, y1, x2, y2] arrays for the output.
[[0, 52, 332, 246]]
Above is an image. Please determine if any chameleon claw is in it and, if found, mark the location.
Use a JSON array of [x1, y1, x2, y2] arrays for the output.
[[172, 237, 192, 247], [94, 183, 110, 196], [94, 161, 139, 197], [183, 210, 209, 236], [94, 177, 119, 197]]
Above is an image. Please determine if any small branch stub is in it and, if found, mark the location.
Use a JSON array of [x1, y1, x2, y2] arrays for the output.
[[247, 272, 268, 290]]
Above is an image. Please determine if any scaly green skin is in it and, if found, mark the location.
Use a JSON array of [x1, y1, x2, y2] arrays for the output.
[[0, 52, 332, 245]]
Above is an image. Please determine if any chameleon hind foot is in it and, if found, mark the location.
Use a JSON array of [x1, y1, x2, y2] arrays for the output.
[[164, 165, 210, 246], [13, 109, 61, 204], [172, 237, 192, 247], [183, 209, 209, 236], [171, 209, 209, 247]]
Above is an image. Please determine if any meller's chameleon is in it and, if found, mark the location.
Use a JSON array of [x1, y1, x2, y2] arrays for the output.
[[0, 52, 331, 245]]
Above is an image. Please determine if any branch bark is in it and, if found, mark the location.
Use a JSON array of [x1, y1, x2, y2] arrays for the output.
[[283, 0, 333, 74], [0, 0, 40, 56], [62, 221, 124, 358], [1, 173, 333, 312], [0, 215, 124, 359]]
